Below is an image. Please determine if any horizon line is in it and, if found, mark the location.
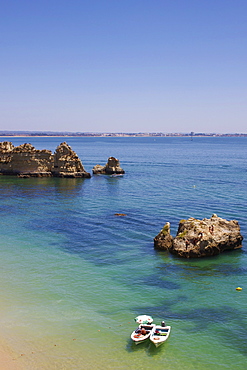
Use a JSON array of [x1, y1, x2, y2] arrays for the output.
[[0, 131, 247, 137]]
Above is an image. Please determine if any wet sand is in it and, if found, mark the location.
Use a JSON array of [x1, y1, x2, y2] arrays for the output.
[[0, 340, 23, 370]]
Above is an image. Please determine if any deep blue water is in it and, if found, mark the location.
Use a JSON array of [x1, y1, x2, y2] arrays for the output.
[[0, 136, 246, 369]]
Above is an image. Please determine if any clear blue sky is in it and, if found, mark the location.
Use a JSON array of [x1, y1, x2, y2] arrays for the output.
[[1, 0, 247, 133]]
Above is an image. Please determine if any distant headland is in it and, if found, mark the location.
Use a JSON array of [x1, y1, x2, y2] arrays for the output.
[[0, 131, 246, 137]]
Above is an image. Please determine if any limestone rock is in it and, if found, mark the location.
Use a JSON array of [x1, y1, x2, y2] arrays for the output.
[[0, 142, 53, 176], [0, 141, 14, 152], [0, 141, 91, 178], [92, 164, 105, 174], [170, 214, 243, 258], [92, 157, 125, 175], [154, 222, 173, 251], [52, 142, 90, 178]]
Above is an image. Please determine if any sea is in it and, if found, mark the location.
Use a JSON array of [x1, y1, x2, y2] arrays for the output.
[[0, 136, 246, 370]]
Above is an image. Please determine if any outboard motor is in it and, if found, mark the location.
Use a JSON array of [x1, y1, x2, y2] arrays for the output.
[[161, 321, 166, 327]]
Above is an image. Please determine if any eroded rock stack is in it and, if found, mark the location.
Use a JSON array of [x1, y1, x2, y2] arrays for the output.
[[0, 142, 53, 177], [92, 157, 125, 175], [0, 141, 91, 178], [53, 142, 90, 178], [154, 214, 243, 258]]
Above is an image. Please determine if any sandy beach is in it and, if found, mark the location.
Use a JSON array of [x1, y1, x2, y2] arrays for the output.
[[0, 340, 23, 370]]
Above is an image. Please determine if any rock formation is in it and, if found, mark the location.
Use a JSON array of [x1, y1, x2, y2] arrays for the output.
[[0, 141, 91, 178], [154, 214, 243, 258], [92, 157, 125, 175], [0, 142, 53, 176], [154, 222, 173, 251], [52, 142, 90, 178]]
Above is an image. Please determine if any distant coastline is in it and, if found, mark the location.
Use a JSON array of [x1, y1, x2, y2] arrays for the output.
[[0, 131, 247, 137]]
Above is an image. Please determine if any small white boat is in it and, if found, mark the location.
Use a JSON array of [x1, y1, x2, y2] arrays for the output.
[[150, 323, 171, 347], [131, 323, 156, 345], [134, 315, 153, 325]]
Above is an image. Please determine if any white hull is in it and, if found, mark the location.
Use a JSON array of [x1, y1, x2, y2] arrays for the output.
[[150, 325, 171, 347], [131, 324, 156, 345]]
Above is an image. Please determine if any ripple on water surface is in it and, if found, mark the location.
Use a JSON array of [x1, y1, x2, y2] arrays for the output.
[[0, 137, 246, 369]]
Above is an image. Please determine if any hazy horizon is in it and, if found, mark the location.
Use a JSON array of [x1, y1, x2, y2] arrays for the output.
[[0, 130, 246, 136], [1, 1, 247, 133]]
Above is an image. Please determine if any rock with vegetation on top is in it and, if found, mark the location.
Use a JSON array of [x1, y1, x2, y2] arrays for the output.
[[92, 157, 125, 175], [154, 214, 243, 258], [154, 222, 173, 250], [0, 141, 91, 178]]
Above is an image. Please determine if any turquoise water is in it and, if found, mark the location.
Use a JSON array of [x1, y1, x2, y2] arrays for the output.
[[0, 137, 246, 369]]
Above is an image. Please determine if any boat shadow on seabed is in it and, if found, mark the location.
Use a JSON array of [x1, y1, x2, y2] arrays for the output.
[[126, 338, 167, 357]]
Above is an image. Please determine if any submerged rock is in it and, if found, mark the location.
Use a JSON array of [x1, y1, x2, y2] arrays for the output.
[[154, 215, 243, 258], [0, 141, 91, 178], [92, 157, 125, 175]]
